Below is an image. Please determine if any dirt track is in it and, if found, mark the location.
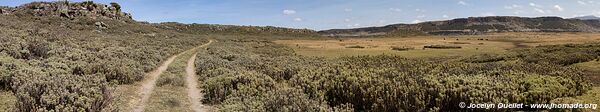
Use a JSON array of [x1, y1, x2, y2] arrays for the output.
[[186, 53, 210, 112], [130, 40, 213, 112]]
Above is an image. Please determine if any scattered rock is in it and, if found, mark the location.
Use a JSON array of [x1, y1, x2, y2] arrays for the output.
[[95, 21, 107, 29], [7, 2, 132, 21], [0, 6, 13, 14]]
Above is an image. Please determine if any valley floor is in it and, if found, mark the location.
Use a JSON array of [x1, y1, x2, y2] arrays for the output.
[[275, 32, 600, 58]]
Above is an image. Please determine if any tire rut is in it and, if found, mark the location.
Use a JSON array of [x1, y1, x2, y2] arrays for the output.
[[186, 53, 210, 112], [130, 40, 213, 112]]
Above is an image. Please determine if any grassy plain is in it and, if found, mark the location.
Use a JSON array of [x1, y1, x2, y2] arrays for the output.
[[274, 32, 600, 111], [275, 32, 600, 58], [573, 60, 600, 85]]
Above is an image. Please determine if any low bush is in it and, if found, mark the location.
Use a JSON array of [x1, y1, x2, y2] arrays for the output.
[[11, 66, 114, 111], [424, 45, 462, 49], [0, 6, 208, 111], [462, 54, 505, 63], [156, 73, 185, 87], [449, 42, 471, 44], [390, 46, 414, 51], [345, 45, 365, 49], [195, 39, 593, 111]]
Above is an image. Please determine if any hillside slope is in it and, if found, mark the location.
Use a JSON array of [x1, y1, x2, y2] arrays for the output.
[[0, 1, 210, 111], [319, 16, 600, 36]]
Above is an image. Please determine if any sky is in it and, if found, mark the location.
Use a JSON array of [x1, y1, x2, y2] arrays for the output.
[[2, 0, 600, 30]]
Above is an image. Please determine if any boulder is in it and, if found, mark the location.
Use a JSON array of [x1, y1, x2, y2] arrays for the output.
[[95, 21, 107, 29]]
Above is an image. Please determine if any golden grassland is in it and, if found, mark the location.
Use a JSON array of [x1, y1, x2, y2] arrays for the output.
[[573, 60, 600, 85], [576, 87, 600, 110], [274, 32, 600, 111], [274, 32, 600, 58]]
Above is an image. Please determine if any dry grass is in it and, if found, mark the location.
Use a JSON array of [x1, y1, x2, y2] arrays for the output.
[[575, 87, 600, 112], [144, 86, 193, 112], [143, 50, 200, 112], [0, 91, 15, 111], [572, 60, 600, 110], [274, 32, 600, 58], [573, 60, 600, 85], [112, 49, 200, 111]]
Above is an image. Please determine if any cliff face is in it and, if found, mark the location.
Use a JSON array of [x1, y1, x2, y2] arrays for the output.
[[0, 1, 131, 21], [319, 16, 600, 36]]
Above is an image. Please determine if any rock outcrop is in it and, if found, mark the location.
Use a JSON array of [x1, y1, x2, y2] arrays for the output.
[[1, 1, 131, 21]]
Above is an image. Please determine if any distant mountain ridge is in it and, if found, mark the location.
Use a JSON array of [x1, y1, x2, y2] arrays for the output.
[[319, 16, 600, 36], [4, 2, 600, 37], [573, 15, 600, 20]]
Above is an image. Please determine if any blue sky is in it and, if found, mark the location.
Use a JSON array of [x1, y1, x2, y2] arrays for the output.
[[2, 0, 600, 30]]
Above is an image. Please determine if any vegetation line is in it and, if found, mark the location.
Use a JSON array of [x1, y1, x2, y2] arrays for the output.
[[131, 40, 213, 112]]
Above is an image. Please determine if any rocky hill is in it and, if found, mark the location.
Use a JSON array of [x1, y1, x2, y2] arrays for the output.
[[0, 1, 317, 37], [319, 16, 600, 36], [0, 1, 131, 21]]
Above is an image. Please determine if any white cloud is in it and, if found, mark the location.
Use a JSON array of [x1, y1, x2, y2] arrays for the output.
[[415, 8, 424, 12], [378, 20, 386, 23], [283, 10, 296, 15], [553, 5, 564, 12], [513, 10, 524, 15], [529, 3, 542, 7], [481, 12, 496, 16], [344, 18, 351, 22], [294, 18, 302, 22], [534, 8, 545, 14], [412, 20, 422, 23], [344, 8, 352, 12], [442, 15, 449, 18], [529, 3, 536, 7], [389, 8, 402, 12], [578, 1, 587, 5], [458, 1, 467, 5], [416, 15, 426, 18], [504, 4, 522, 9]]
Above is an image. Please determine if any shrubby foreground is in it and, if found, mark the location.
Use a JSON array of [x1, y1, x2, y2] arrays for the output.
[[195, 37, 596, 111]]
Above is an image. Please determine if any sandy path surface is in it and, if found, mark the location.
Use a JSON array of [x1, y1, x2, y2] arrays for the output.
[[130, 40, 213, 112], [186, 53, 210, 112]]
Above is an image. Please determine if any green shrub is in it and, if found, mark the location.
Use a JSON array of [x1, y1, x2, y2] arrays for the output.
[[0, 7, 209, 111], [195, 39, 593, 111], [462, 54, 505, 63], [424, 45, 462, 49], [109, 2, 121, 12], [11, 67, 114, 111], [345, 45, 365, 49], [390, 46, 414, 51], [202, 71, 276, 104], [156, 73, 185, 87]]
